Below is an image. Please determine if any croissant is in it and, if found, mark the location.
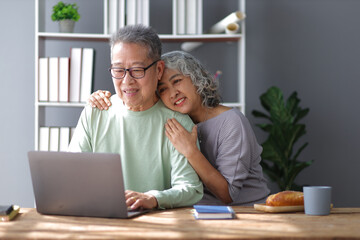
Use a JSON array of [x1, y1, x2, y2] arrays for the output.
[[266, 191, 304, 206]]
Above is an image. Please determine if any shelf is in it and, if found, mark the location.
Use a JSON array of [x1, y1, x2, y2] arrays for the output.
[[37, 32, 110, 41], [37, 32, 242, 42], [160, 34, 242, 42], [35, 0, 246, 150], [223, 102, 244, 108], [37, 102, 86, 108]]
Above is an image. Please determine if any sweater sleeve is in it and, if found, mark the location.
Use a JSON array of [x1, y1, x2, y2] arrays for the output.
[[146, 151, 204, 209], [215, 112, 261, 201], [68, 106, 93, 152]]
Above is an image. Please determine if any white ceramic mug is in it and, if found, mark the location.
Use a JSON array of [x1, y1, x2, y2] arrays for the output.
[[303, 186, 332, 216]]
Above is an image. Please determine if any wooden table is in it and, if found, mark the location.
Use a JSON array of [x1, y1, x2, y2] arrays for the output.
[[1, 207, 360, 239]]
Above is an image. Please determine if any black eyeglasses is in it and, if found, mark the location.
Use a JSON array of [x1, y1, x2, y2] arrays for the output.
[[108, 59, 160, 79]]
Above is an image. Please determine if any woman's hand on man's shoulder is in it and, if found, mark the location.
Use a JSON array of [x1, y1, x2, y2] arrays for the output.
[[88, 90, 112, 110]]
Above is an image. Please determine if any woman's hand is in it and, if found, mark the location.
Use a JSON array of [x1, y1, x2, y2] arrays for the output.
[[165, 118, 198, 158], [88, 90, 112, 110], [125, 190, 158, 210], [166, 119, 233, 204]]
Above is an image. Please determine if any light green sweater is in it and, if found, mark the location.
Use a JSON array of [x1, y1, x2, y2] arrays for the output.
[[68, 96, 203, 209]]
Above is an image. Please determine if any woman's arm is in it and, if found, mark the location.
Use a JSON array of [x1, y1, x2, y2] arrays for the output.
[[165, 118, 232, 204], [88, 90, 112, 110]]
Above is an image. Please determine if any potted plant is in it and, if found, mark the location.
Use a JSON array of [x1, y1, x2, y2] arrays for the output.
[[252, 86, 314, 191], [51, 1, 80, 33]]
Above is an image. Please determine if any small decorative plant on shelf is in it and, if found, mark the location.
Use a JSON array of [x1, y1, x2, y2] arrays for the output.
[[252, 86, 314, 191], [51, 1, 80, 33]]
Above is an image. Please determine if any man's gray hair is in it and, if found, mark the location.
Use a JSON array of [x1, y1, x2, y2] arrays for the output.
[[162, 51, 221, 108], [110, 24, 162, 60]]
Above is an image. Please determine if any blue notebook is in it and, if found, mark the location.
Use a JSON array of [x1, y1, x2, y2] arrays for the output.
[[193, 205, 236, 220]]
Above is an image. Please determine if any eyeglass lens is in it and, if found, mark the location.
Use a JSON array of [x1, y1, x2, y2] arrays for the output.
[[109, 60, 159, 79]]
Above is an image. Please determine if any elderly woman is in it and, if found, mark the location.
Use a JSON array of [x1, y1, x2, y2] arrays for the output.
[[89, 51, 270, 206]]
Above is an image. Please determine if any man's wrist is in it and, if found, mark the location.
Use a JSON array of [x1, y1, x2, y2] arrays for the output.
[[150, 195, 158, 208]]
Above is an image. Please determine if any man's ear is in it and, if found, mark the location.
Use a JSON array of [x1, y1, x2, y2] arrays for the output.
[[156, 60, 165, 80]]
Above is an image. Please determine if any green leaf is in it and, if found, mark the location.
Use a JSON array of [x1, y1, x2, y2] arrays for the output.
[[261, 139, 286, 169], [294, 108, 310, 124], [251, 110, 271, 121], [260, 87, 284, 114], [286, 92, 299, 116], [292, 142, 308, 160], [286, 160, 314, 188]]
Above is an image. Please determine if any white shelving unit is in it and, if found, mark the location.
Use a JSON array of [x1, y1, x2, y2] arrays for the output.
[[34, 0, 246, 150]]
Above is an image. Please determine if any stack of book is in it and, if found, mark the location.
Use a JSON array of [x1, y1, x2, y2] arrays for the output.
[[38, 127, 76, 152], [193, 205, 236, 220], [0, 205, 20, 222], [108, 0, 149, 34], [176, 0, 202, 35], [38, 47, 94, 103]]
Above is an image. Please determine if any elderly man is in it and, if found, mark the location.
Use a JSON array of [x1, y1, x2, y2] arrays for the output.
[[69, 25, 203, 210]]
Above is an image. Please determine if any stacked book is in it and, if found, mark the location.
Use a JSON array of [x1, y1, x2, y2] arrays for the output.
[[176, 0, 202, 35], [38, 127, 76, 152], [38, 48, 94, 103], [193, 205, 236, 220], [108, 0, 149, 34]]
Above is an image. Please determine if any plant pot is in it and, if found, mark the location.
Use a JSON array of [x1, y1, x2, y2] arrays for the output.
[[59, 20, 75, 33]]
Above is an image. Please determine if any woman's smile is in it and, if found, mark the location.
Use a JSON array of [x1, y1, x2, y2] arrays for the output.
[[174, 97, 186, 106]]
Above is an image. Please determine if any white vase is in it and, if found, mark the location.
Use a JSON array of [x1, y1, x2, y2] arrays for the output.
[[59, 20, 75, 33]]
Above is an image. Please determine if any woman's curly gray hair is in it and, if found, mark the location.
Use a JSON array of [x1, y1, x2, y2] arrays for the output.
[[162, 51, 221, 108]]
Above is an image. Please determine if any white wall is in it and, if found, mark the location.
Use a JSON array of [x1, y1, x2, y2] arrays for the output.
[[0, 0, 35, 207]]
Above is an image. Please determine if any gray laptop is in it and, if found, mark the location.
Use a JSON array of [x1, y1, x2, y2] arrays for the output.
[[28, 151, 148, 218]]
